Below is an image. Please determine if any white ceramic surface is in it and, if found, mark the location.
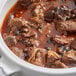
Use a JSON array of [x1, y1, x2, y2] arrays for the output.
[[0, 0, 76, 76]]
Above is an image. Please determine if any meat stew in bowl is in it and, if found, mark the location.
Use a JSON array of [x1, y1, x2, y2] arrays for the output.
[[1, 0, 76, 68]]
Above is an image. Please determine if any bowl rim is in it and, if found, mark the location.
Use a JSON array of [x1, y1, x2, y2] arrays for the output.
[[0, 0, 76, 75]]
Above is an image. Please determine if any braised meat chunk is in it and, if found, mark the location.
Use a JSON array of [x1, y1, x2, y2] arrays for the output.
[[4, 35, 17, 47], [9, 18, 37, 38], [62, 50, 76, 64], [54, 61, 69, 68], [53, 35, 74, 45], [1, 0, 76, 68], [71, 39, 76, 50], [47, 50, 60, 63], [28, 48, 47, 66], [56, 20, 76, 32], [46, 50, 69, 68], [44, 5, 71, 22]]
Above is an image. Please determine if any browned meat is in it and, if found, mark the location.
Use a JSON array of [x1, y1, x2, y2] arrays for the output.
[[29, 17, 46, 29], [71, 39, 76, 50], [23, 38, 34, 47], [54, 61, 69, 68], [9, 18, 29, 35], [20, 38, 39, 47], [71, 8, 76, 14], [53, 35, 74, 45], [11, 47, 23, 57], [9, 18, 26, 27], [44, 5, 71, 22], [46, 50, 68, 68], [62, 50, 76, 64], [20, 30, 36, 38], [4, 35, 17, 47], [70, 8, 76, 19], [56, 20, 76, 32], [23, 47, 34, 60], [18, 0, 32, 7], [47, 50, 60, 65], [74, 0, 76, 5], [28, 48, 47, 66], [9, 18, 37, 38]]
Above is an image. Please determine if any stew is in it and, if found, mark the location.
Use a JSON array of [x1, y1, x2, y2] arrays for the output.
[[1, 0, 76, 68]]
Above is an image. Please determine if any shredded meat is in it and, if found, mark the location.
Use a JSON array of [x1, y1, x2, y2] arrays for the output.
[[28, 48, 47, 66], [9, 18, 37, 38], [47, 50, 60, 63], [53, 35, 74, 45], [4, 35, 17, 47], [46, 50, 61, 67], [62, 50, 76, 64], [44, 5, 71, 22], [54, 61, 69, 68], [56, 20, 76, 32]]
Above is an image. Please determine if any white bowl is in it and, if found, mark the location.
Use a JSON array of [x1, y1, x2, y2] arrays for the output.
[[0, 0, 76, 76]]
